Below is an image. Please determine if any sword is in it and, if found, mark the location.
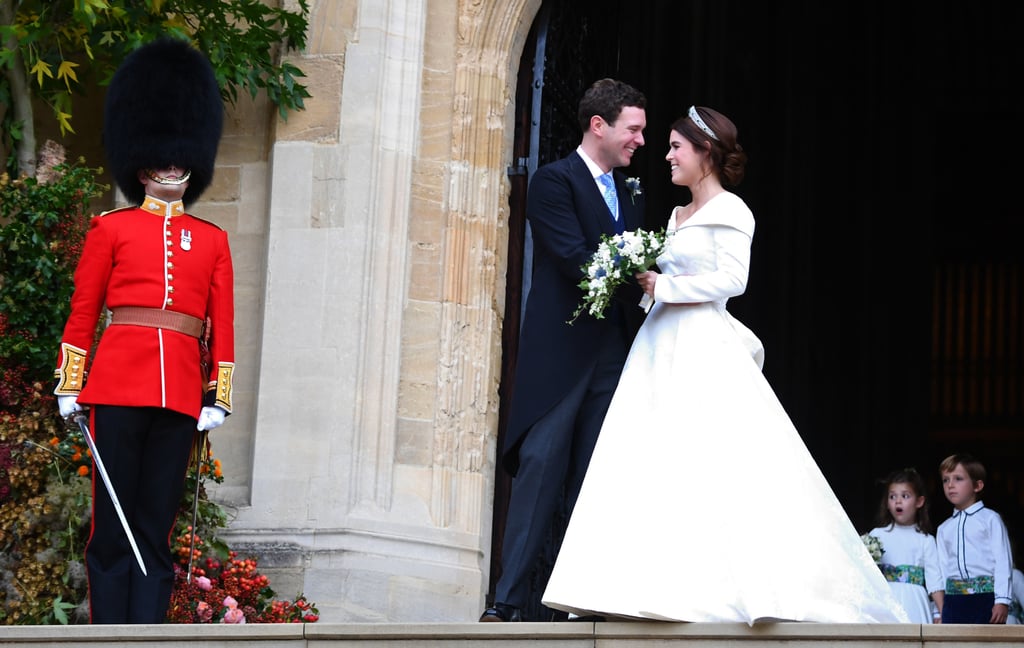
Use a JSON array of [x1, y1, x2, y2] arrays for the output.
[[186, 429, 207, 583], [72, 412, 148, 576]]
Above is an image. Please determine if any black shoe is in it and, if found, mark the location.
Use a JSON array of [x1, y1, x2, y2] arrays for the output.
[[480, 603, 523, 622]]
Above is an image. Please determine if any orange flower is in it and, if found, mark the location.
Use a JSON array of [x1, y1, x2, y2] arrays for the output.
[[77, 465, 90, 477], [49, 437, 60, 446]]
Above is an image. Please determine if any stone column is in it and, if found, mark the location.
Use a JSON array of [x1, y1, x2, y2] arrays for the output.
[[213, 0, 541, 622]]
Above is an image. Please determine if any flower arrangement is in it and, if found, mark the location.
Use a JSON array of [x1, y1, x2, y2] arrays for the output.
[[0, 151, 102, 623], [569, 228, 666, 323], [0, 153, 103, 396], [165, 440, 319, 624], [860, 533, 884, 563], [0, 381, 320, 626], [166, 549, 319, 623], [624, 176, 642, 204], [0, 386, 92, 624]]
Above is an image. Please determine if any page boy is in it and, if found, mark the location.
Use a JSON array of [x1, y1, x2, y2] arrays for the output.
[[936, 453, 1013, 624]]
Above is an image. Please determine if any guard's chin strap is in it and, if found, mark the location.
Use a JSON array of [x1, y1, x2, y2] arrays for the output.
[[144, 169, 191, 185]]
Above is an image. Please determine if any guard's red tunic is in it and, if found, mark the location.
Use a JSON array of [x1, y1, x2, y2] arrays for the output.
[[54, 196, 234, 417]]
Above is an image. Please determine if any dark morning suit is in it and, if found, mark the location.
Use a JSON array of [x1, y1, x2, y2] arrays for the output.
[[495, 151, 645, 612]]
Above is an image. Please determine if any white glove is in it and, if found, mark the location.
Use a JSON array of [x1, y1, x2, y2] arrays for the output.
[[196, 406, 227, 432], [58, 395, 83, 418]]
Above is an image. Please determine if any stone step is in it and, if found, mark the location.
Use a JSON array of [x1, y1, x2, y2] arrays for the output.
[[1, 622, 1023, 647]]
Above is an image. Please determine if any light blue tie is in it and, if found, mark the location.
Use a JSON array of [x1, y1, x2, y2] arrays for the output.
[[598, 173, 618, 221]]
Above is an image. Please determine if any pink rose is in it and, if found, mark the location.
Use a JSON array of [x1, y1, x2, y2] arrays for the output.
[[196, 576, 212, 591], [222, 607, 246, 624], [196, 601, 213, 622], [223, 596, 238, 609]]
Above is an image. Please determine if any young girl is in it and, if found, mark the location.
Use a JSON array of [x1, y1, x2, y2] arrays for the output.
[[867, 468, 944, 623]]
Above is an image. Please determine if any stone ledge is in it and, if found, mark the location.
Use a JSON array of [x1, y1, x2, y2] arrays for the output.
[[1, 622, 1023, 647]]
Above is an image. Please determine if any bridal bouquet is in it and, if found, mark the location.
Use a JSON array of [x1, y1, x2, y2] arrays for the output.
[[569, 228, 666, 324], [860, 534, 884, 563]]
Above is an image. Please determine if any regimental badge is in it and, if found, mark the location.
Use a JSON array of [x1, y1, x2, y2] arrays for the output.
[[180, 228, 192, 251]]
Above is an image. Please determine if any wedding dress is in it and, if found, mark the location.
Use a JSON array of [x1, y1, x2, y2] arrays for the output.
[[541, 192, 908, 624]]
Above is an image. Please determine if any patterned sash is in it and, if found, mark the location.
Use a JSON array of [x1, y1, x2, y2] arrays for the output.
[[880, 564, 925, 587], [945, 575, 994, 595]]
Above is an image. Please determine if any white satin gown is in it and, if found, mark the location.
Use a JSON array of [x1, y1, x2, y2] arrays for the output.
[[541, 192, 908, 624]]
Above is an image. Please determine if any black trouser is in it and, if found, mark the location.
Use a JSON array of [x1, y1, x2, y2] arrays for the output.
[[86, 405, 195, 624], [942, 592, 996, 624], [495, 326, 628, 613]]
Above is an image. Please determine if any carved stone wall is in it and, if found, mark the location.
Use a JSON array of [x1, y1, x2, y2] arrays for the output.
[[201, 0, 542, 621]]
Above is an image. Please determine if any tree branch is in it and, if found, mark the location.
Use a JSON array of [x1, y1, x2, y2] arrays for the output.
[[0, 0, 36, 177]]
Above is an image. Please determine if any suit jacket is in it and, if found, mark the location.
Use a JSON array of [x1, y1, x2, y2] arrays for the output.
[[54, 196, 235, 418], [503, 151, 645, 474]]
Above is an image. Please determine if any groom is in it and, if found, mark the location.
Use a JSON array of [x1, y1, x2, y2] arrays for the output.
[[481, 78, 647, 622]]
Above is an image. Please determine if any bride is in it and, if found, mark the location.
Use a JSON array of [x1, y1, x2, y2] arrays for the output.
[[541, 106, 907, 625]]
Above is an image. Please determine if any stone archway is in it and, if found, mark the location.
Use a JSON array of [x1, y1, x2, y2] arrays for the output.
[[417, 0, 543, 536], [226, 0, 548, 621]]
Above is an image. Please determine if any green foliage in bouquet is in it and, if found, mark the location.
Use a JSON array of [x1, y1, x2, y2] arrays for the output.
[[569, 228, 666, 324], [860, 533, 884, 563]]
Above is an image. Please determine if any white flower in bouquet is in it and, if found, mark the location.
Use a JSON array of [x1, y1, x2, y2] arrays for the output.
[[860, 533, 884, 563], [569, 228, 666, 324]]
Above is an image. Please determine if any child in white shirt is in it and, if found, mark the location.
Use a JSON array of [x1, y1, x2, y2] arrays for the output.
[[936, 453, 1012, 624]]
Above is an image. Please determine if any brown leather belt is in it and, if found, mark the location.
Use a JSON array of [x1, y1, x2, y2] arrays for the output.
[[110, 306, 203, 338]]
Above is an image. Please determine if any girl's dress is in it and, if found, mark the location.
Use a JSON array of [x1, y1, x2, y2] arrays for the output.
[[541, 193, 908, 624], [867, 523, 942, 623]]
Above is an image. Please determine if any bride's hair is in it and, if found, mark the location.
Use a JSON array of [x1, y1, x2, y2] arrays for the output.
[[671, 106, 747, 188]]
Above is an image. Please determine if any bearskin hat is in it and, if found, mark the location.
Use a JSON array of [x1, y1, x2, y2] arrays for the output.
[[103, 38, 223, 207]]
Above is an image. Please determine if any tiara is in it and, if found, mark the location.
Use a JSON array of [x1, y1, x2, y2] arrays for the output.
[[688, 105, 719, 141]]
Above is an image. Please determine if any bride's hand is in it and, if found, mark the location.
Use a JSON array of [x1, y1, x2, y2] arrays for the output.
[[635, 270, 658, 297]]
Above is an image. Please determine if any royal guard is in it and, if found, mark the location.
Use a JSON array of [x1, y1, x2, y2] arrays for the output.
[[53, 38, 234, 623]]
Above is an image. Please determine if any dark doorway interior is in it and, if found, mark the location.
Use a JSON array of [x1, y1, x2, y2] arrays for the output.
[[490, 0, 1024, 618]]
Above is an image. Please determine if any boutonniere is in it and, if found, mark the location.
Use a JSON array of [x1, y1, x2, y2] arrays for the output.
[[624, 177, 642, 204]]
